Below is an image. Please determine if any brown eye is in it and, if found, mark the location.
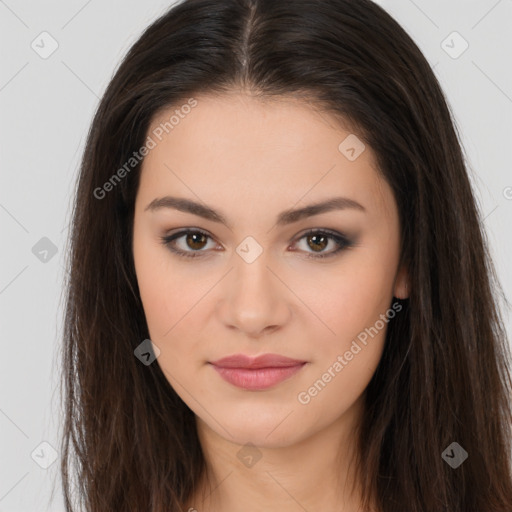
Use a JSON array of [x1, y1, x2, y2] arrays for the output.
[[160, 229, 217, 259], [306, 233, 329, 252], [161, 228, 354, 261], [185, 232, 208, 250], [293, 229, 353, 259]]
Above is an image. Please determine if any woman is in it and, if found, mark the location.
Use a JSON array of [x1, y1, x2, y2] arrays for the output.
[[60, 0, 512, 510]]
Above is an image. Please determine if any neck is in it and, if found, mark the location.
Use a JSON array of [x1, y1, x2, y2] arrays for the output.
[[183, 394, 376, 512]]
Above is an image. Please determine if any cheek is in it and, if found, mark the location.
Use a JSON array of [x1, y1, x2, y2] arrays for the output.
[[301, 256, 398, 410], [133, 230, 190, 342], [136, 270, 198, 347], [288, 252, 396, 411], [294, 268, 391, 417], [292, 257, 395, 348], [135, 270, 198, 389], [133, 235, 217, 375]]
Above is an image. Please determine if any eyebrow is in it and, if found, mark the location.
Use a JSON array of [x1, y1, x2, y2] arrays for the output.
[[144, 195, 366, 228]]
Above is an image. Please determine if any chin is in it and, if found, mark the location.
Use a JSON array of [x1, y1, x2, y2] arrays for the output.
[[205, 410, 307, 448]]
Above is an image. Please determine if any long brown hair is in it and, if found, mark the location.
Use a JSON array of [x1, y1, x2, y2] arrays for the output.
[[60, 0, 512, 510]]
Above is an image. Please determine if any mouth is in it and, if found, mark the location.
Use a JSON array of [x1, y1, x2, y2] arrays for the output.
[[208, 353, 308, 390]]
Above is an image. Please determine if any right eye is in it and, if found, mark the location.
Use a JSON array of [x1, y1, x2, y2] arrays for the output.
[[160, 229, 219, 259]]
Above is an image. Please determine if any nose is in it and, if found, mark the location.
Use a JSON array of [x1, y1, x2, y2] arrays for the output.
[[216, 253, 292, 338]]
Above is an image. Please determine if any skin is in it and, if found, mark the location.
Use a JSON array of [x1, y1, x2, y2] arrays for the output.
[[132, 91, 409, 512]]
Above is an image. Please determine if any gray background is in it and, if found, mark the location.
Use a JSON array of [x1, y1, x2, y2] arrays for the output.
[[1, 0, 511, 510]]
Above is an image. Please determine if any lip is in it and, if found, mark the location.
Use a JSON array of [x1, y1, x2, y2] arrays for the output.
[[210, 353, 307, 369], [209, 353, 307, 390]]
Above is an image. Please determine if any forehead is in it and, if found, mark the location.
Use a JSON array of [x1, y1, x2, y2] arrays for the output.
[[138, 92, 393, 219]]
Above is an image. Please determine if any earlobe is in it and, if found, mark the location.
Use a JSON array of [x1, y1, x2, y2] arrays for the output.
[[403, 281, 409, 299], [393, 267, 409, 299]]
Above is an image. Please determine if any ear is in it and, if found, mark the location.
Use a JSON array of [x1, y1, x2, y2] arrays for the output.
[[393, 265, 409, 299]]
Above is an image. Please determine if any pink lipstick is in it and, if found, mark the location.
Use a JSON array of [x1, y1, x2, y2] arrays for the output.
[[209, 353, 307, 390]]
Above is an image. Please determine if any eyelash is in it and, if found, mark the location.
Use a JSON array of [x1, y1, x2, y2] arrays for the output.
[[159, 228, 354, 260]]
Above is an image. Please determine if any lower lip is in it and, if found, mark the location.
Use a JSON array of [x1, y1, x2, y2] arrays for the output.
[[210, 363, 306, 390]]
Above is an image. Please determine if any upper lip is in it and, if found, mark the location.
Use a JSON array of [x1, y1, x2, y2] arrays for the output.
[[209, 353, 306, 369]]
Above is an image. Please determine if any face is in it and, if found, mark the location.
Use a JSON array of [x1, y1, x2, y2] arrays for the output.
[[132, 92, 406, 448]]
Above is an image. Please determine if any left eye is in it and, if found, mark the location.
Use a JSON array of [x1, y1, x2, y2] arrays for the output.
[[292, 230, 353, 259], [160, 229, 353, 260]]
